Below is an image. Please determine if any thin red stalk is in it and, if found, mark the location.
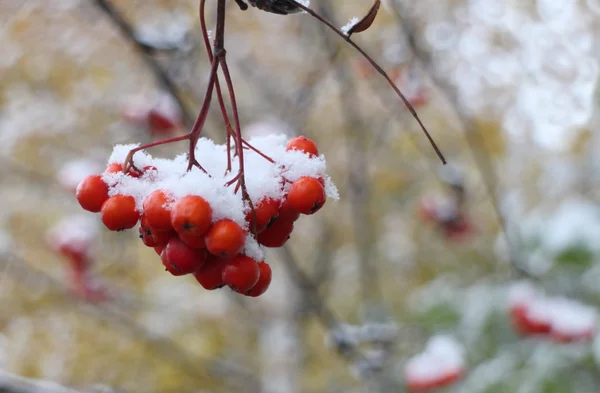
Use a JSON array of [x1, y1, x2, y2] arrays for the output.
[[242, 139, 274, 163], [200, 0, 235, 173], [187, 55, 221, 171], [216, 23, 259, 233], [123, 134, 190, 173], [288, 0, 446, 165]]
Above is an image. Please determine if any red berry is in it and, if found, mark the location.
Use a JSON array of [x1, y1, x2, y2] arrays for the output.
[[286, 136, 319, 157], [143, 166, 159, 180], [509, 305, 551, 336], [143, 190, 175, 231], [100, 195, 140, 231], [76, 175, 109, 213], [162, 237, 207, 276], [170, 195, 213, 237], [222, 255, 260, 292], [194, 256, 226, 290], [179, 232, 206, 249], [152, 229, 175, 246], [139, 224, 157, 247], [246, 198, 280, 233], [287, 177, 326, 215], [154, 245, 165, 255], [148, 109, 177, 133], [140, 213, 177, 246], [257, 219, 294, 248], [58, 243, 90, 271], [105, 162, 141, 178], [205, 219, 246, 259], [278, 197, 300, 222], [105, 163, 123, 174], [244, 262, 272, 297]]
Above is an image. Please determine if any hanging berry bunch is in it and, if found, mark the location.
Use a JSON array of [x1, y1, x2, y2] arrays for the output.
[[76, 134, 337, 297], [46, 215, 111, 303], [76, 0, 446, 297]]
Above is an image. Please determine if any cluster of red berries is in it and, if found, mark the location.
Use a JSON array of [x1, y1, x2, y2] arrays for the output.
[[406, 369, 464, 393], [46, 217, 110, 303], [122, 92, 183, 137], [418, 196, 474, 243], [508, 283, 596, 343], [75, 136, 330, 297], [403, 335, 465, 392]]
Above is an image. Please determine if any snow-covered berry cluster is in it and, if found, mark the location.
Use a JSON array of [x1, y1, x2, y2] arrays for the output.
[[122, 92, 183, 137], [508, 282, 597, 342], [403, 335, 465, 392], [418, 194, 474, 242], [46, 215, 110, 303], [74, 134, 338, 297]]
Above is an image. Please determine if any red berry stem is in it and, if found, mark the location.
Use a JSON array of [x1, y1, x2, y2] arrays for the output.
[[287, 0, 446, 165]]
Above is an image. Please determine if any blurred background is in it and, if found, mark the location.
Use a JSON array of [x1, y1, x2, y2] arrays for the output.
[[2, 0, 600, 392]]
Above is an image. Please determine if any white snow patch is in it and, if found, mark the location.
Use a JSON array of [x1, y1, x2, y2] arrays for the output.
[[57, 158, 103, 192], [507, 282, 597, 338], [46, 215, 99, 259], [341, 17, 360, 36], [101, 134, 338, 219], [404, 335, 465, 382]]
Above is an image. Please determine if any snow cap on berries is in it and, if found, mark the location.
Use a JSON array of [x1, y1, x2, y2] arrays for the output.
[[404, 335, 465, 382], [47, 215, 99, 256]]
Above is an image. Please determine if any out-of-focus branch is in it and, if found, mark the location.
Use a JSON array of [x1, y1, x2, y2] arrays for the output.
[[389, 2, 536, 280], [91, 0, 194, 127], [278, 246, 370, 360], [0, 370, 82, 393], [315, 3, 383, 314], [0, 252, 259, 392]]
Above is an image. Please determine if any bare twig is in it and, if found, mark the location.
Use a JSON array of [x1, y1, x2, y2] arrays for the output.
[[315, 3, 383, 313], [0, 252, 259, 392], [0, 369, 82, 393], [388, 4, 535, 279], [287, 0, 446, 165], [91, 0, 194, 126]]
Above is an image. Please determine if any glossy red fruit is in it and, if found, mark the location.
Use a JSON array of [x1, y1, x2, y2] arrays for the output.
[[278, 197, 300, 222], [286, 136, 319, 157], [140, 223, 173, 247], [170, 195, 213, 237], [246, 198, 280, 233], [101, 195, 140, 231], [179, 232, 206, 249], [222, 255, 260, 292], [143, 190, 175, 231], [154, 245, 165, 255], [139, 224, 157, 247], [205, 219, 246, 259], [257, 218, 294, 248], [76, 175, 109, 213], [287, 177, 326, 215], [162, 237, 207, 276], [105, 162, 141, 178], [244, 262, 272, 297], [194, 256, 226, 290]]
